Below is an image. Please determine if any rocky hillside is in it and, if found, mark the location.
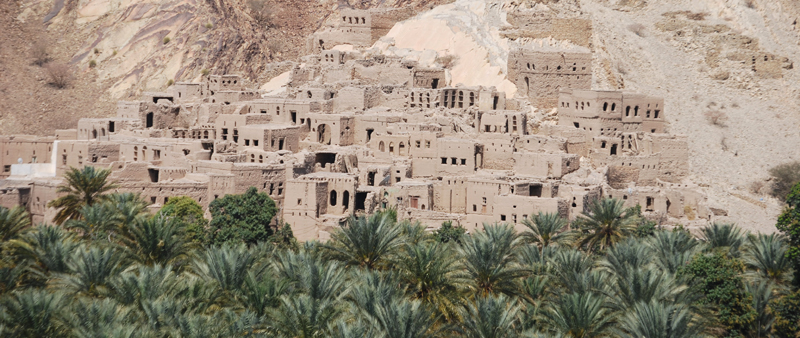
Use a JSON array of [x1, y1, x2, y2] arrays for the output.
[[1, 0, 798, 231], [0, 0, 452, 135]]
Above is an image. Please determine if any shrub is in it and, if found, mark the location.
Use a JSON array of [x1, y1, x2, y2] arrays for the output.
[[267, 40, 285, 56], [93, 48, 100, 55], [201, 69, 210, 76], [771, 289, 800, 337], [769, 161, 800, 201], [31, 41, 49, 66], [705, 110, 728, 126], [248, 0, 272, 27], [434, 220, 466, 243], [435, 54, 459, 69], [207, 187, 278, 246], [163, 37, 171, 44], [88, 60, 97, 68], [44, 62, 73, 89], [205, 23, 213, 29], [627, 23, 646, 37], [112, 50, 117, 56], [678, 252, 757, 336], [166, 79, 174, 86]]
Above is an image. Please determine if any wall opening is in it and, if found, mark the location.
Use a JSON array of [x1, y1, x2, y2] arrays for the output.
[[291, 111, 297, 124], [646, 197, 654, 211], [278, 138, 285, 150], [610, 144, 618, 156], [493, 96, 499, 110], [666, 199, 671, 215], [573, 122, 580, 129], [431, 78, 439, 89], [342, 191, 350, 211], [330, 190, 338, 206], [146, 112, 154, 128], [529, 184, 543, 197], [315, 152, 336, 168], [317, 124, 331, 145], [92, 129, 97, 139], [108, 122, 115, 133], [355, 192, 367, 212], [378, 141, 385, 152], [148, 169, 159, 183], [366, 128, 374, 141]]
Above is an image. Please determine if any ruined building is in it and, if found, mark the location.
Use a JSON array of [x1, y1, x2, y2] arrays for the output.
[[0, 8, 716, 241]]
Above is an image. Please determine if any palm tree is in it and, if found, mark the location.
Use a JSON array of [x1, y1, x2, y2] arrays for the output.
[[610, 266, 686, 311], [548, 249, 599, 294], [347, 269, 404, 327], [617, 300, 706, 338], [574, 198, 638, 252], [700, 222, 744, 256], [375, 298, 442, 338], [647, 230, 699, 274], [48, 166, 117, 225], [105, 192, 148, 228], [267, 294, 343, 338], [10, 225, 79, 278], [0, 206, 30, 242], [323, 211, 403, 270], [52, 245, 126, 296], [396, 241, 468, 322], [0, 289, 68, 337], [460, 295, 526, 338], [745, 280, 775, 338], [521, 212, 573, 248], [541, 291, 615, 338], [600, 238, 653, 279], [64, 203, 122, 240], [460, 223, 528, 297], [743, 233, 791, 284], [107, 264, 181, 309], [65, 297, 138, 338], [118, 215, 194, 266], [192, 244, 254, 293], [240, 270, 289, 317]]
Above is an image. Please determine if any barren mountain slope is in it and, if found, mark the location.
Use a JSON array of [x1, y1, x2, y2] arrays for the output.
[[371, 0, 798, 232], [584, 0, 800, 232], [0, 0, 452, 135]]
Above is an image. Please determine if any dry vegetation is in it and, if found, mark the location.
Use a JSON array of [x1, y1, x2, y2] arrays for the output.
[[705, 110, 728, 126], [435, 54, 459, 69], [44, 62, 73, 89], [627, 23, 646, 37], [769, 161, 800, 201], [248, 0, 273, 28], [30, 41, 49, 66]]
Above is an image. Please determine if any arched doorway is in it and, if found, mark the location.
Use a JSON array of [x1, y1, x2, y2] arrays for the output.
[[342, 191, 350, 211]]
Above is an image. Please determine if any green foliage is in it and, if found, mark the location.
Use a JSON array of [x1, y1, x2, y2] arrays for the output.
[[163, 37, 171, 44], [521, 212, 572, 248], [48, 166, 117, 225], [678, 252, 756, 337], [207, 187, 278, 246], [3, 197, 792, 337], [771, 288, 800, 338], [323, 210, 402, 270], [777, 182, 800, 289], [575, 198, 639, 252], [434, 220, 466, 244], [161, 196, 208, 244]]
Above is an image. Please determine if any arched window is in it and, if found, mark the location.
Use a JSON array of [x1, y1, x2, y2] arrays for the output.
[[204, 131, 209, 139], [330, 190, 338, 206], [379, 141, 385, 152], [92, 129, 97, 139], [389, 142, 394, 153], [603, 102, 608, 111], [611, 103, 616, 111], [343, 190, 350, 211]]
